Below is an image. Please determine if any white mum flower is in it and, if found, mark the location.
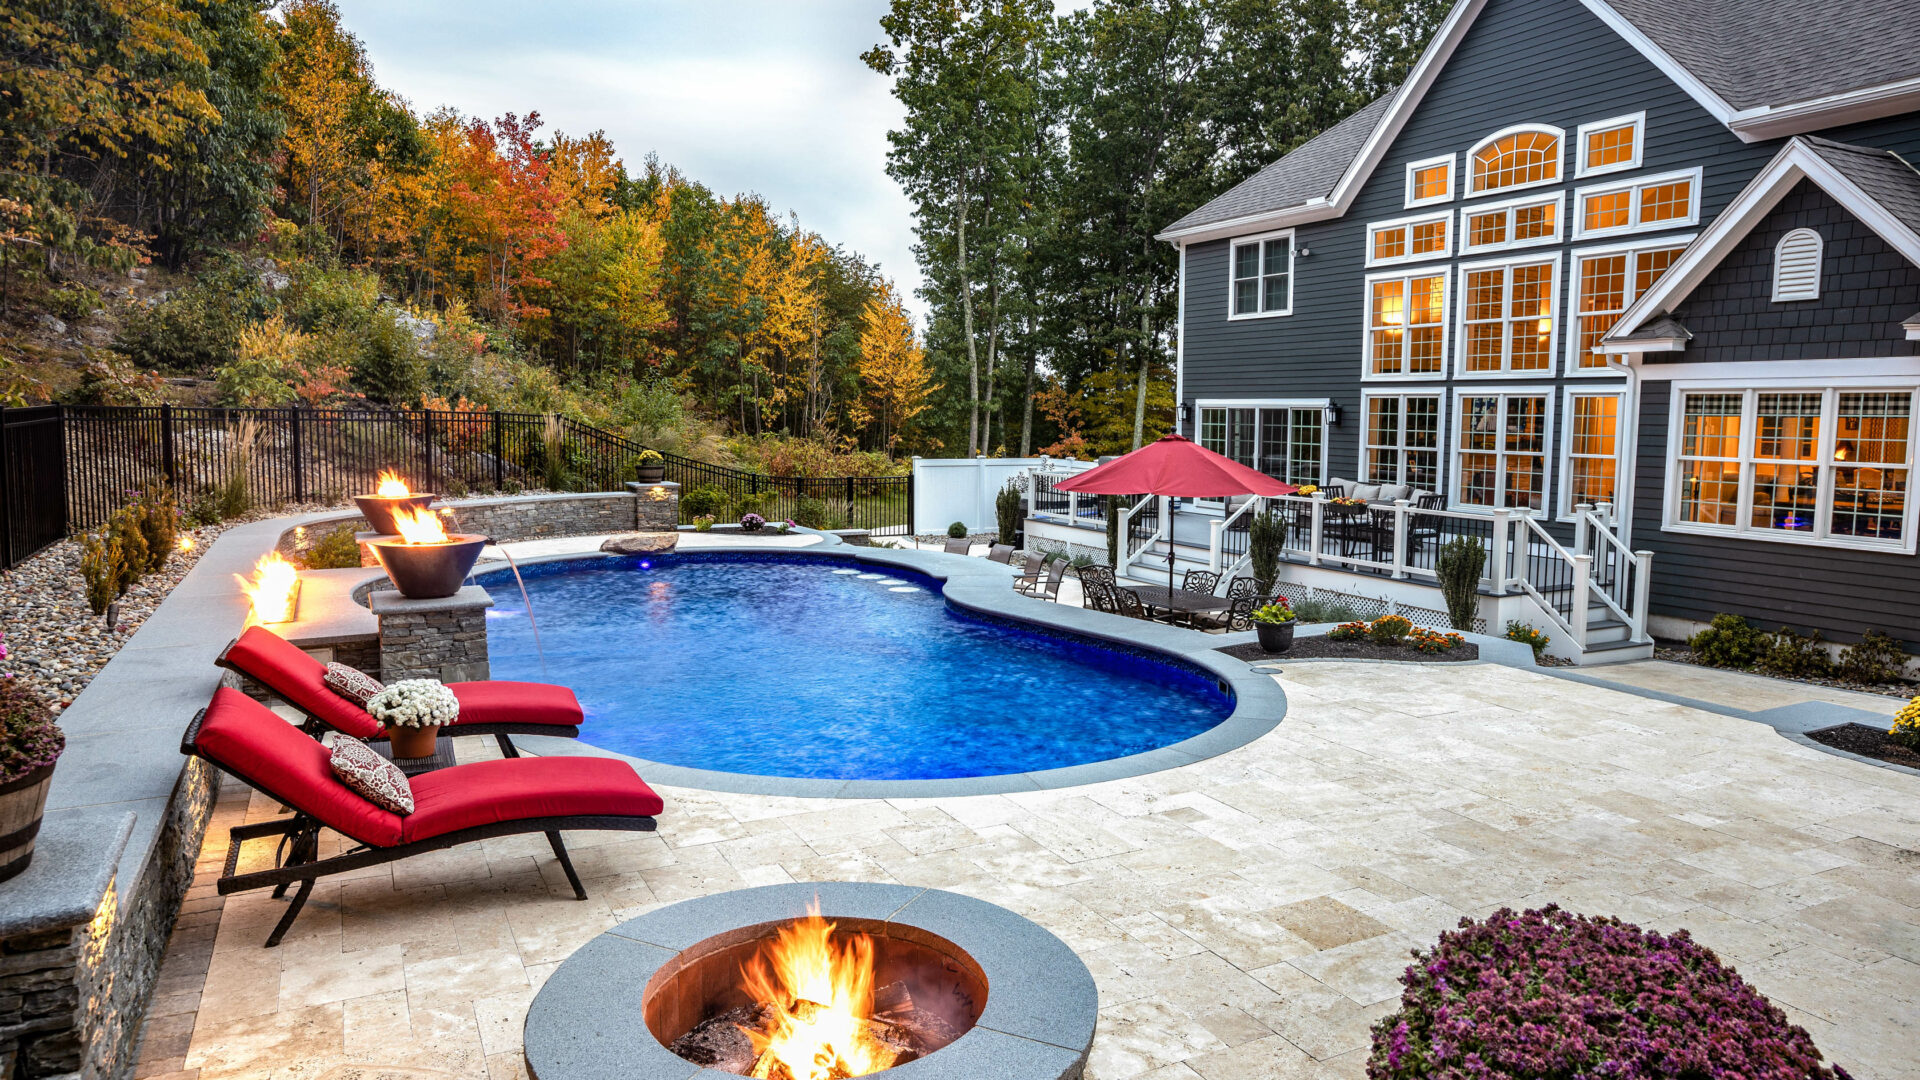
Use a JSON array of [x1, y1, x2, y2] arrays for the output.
[[367, 679, 460, 728]]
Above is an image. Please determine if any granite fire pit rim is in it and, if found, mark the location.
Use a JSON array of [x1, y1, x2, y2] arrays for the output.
[[523, 881, 1095, 1080]]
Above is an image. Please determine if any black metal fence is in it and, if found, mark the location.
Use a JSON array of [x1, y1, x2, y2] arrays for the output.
[[0, 405, 912, 569]]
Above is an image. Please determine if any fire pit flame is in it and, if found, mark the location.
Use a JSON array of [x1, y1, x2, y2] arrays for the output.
[[375, 469, 411, 497], [235, 551, 299, 623], [737, 906, 896, 1080], [390, 504, 452, 545]]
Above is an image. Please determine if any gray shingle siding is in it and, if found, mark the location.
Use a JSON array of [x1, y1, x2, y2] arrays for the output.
[[1660, 180, 1920, 365]]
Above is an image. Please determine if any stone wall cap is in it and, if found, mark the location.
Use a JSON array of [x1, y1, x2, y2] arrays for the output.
[[367, 585, 495, 615], [0, 811, 135, 938]]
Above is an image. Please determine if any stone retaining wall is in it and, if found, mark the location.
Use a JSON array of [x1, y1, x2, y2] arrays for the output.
[[276, 491, 659, 563]]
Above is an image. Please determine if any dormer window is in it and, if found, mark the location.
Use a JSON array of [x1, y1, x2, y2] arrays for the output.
[[1468, 126, 1562, 196], [1773, 228, 1823, 302]]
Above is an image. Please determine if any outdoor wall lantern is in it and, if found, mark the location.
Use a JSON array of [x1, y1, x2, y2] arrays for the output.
[[1179, 402, 1194, 427], [1323, 403, 1341, 427]]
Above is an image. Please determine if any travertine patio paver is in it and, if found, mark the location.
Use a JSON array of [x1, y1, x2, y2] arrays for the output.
[[137, 662, 1919, 1080]]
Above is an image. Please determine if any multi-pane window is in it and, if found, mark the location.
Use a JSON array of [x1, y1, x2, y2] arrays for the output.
[[1456, 394, 1549, 510], [1575, 169, 1699, 238], [1572, 243, 1686, 369], [1367, 214, 1450, 266], [1230, 233, 1293, 316], [1469, 129, 1561, 194], [1406, 157, 1454, 206], [1460, 259, 1556, 374], [1366, 271, 1447, 377], [1576, 114, 1642, 176], [1461, 194, 1561, 254], [1565, 394, 1622, 511], [1365, 395, 1442, 491], [1669, 388, 1915, 548], [1198, 406, 1325, 491]]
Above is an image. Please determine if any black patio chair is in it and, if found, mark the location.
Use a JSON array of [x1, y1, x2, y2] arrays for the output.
[[1081, 580, 1119, 614], [1077, 564, 1116, 588], [1224, 575, 1262, 602], [1113, 588, 1153, 621], [1181, 569, 1221, 596]]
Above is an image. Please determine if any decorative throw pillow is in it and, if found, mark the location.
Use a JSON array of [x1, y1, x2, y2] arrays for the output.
[[1352, 483, 1382, 502], [1377, 483, 1412, 504], [323, 733, 414, 815], [323, 662, 384, 707]]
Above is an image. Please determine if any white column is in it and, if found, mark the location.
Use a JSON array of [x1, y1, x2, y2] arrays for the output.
[[1390, 499, 1410, 579]]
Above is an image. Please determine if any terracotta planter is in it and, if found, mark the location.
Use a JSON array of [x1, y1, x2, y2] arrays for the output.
[[0, 762, 55, 884], [369, 534, 488, 599], [1255, 621, 1296, 653], [355, 493, 437, 536], [384, 725, 439, 760]]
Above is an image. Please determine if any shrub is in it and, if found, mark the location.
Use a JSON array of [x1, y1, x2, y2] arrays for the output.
[[1891, 697, 1920, 750], [1505, 620, 1550, 659], [0, 678, 64, 784], [692, 515, 716, 533], [1248, 508, 1284, 598], [1839, 629, 1909, 684], [301, 525, 362, 570], [136, 487, 179, 573], [793, 497, 829, 529], [1690, 613, 1768, 668], [1409, 627, 1464, 654], [739, 513, 766, 532], [214, 416, 259, 521], [1757, 626, 1835, 679], [681, 485, 727, 519], [107, 505, 148, 594], [1369, 614, 1412, 643], [1366, 905, 1850, 1080], [79, 531, 121, 615], [1327, 620, 1368, 642], [947, 521, 968, 539], [995, 483, 1023, 547], [1434, 536, 1484, 631], [112, 261, 264, 373], [1291, 596, 1363, 624]]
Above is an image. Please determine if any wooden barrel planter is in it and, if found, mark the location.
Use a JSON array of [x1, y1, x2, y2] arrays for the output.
[[0, 762, 55, 883]]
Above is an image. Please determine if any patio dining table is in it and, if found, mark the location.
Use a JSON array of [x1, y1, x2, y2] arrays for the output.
[[1125, 585, 1232, 624]]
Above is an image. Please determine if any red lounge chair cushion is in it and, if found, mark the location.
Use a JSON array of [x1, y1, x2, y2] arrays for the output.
[[194, 688, 403, 846], [226, 627, 383, 739], [402, 756, 663, 843], [447, 681, 582, 729]]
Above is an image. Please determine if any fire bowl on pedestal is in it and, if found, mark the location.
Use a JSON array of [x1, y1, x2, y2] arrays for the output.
[[369, 534, 488, 599], [354, 493, 437, 536], [524, 882, 1096, 1080]]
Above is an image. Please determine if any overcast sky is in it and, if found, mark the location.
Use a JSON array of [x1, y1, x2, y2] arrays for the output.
[[335, 1, 1093, 326]]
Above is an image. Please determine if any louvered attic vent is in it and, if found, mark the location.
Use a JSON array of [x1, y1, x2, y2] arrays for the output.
[[1772, 227, 1823, 302]]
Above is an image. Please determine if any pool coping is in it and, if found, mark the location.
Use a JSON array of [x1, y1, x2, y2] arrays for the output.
[[500, 540, 1293, 799]]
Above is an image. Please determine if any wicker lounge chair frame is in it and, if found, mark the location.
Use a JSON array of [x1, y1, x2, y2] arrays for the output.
[[181, 708, 656, 947]]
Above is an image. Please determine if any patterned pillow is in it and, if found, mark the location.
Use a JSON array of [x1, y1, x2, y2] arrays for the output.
[[323, 662, 384, 707], [324, 733, 414, 815]]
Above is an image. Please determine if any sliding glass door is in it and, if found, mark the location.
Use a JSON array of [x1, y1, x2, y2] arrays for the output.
[[1196, 404, 1324, 508]]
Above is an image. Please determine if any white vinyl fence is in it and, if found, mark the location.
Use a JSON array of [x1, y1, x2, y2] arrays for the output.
[[910, 456, 1096, 535]]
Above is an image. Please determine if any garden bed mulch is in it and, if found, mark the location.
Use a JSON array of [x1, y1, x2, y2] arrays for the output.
[[1217, 637, 1479, 664], [1652, 645, 1915, 699], [1805, 723, 1920, 769]]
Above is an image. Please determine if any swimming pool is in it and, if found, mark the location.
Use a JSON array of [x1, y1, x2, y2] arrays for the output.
[[479, 554, 1234, 781]]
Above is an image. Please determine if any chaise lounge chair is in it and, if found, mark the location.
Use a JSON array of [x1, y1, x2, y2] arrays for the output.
[[183, 686, 662, 946], [217, 626, 581, 757]]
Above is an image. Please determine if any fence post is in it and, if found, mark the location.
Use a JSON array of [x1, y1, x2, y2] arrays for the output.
[[1391, 498, 1410, 580], [0, 412, 12, 568], [491, 412, 504, 490], [160, 403, 177, 488], [1571, 553, 1593, 647], [291, 408, 306, 503], [907, 461, 917, 536], [1308, 494, 1324, 567], [1491, 508, 1511, 593], [421, 410, 435, 489], [845, 476, 854, 525], [1572, 502, 1591, 559]]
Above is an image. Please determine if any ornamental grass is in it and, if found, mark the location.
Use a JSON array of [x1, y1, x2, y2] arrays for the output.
[[1367, 906, 1849, 1080]]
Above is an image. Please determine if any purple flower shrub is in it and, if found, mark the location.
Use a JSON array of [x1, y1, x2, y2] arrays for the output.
[[0, 676, 64, 785], [1367, 906, 1849, 1080], [739, 513, 766, 532]]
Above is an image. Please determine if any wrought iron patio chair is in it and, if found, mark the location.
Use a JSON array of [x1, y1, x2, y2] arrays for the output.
[[1081, 580, 1119, 614], [1181, 569, 1221, 596], [987, 543, 1014, 564], [1224, 574, 1262, 602], [943, 537, 973, 555], [1077, 564, 1116, 588], [1112, 588, 1152, 621]]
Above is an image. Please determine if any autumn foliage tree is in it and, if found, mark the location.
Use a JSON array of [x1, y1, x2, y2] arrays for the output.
[[857, 282, 936, 457]]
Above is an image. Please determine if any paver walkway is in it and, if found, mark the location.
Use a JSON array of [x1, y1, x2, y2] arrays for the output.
[[136, 661, 1919, 1080]]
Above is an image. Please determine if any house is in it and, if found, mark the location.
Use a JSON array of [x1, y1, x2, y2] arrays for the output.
[[1096, 0, 1920, 662]]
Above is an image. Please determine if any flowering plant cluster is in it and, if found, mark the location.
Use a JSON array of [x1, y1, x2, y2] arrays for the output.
[[1891, 695, 1920, 750], [1252, 599, 1295, 625], [366, 680, 460, 729], [1296, 484, 1319, 496], [1369, 614, 1413, 643], [1367, 906, 1850, 1080], [739, 513, 766, 532], [777, 520, 795, 534], [1505, 619, 1552, 659], [692, 515, 716, 533], [1328, 496, 1368, 509], [636, 449, 664, 464], [1409, 627, 1464, 654], [1327, 620, 1370, 641], [0, 676, 64, 784]]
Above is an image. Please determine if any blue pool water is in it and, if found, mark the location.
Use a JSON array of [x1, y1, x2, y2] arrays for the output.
[[478, 555, 1233, 780]]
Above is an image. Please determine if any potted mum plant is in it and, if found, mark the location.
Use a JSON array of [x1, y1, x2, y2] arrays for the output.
[[635, 449, 666, 484], [0, 676, 65, 882], [739, 512, 766, 533], [1252, 599, 1297, 653], [365, 679, 458, 759]]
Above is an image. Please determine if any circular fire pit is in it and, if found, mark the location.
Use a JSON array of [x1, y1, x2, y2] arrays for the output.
[[368, 534, 487, 599], [524, 882, 1095, 1080], [354, 492, 436, 535]]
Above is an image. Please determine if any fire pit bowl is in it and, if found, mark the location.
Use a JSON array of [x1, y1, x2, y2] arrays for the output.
[[369, 534, 488, 599], [354, 492, 437, 536], [525, 882, 1095, 1080]]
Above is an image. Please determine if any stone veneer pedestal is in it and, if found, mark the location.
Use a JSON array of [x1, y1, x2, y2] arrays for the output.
[[369, 586, 494, 683]]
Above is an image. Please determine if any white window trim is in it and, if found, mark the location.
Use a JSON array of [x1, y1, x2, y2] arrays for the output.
[[1361, 263, 1453, 383], [1364, 210, 1455, 268], [1565, 234, 1696, 377], [1452, 252, 1562, 380], [1572, 166, 1703, 240], [1660, 379, 1920, 554], [1404, 154, 1456, 208], [1574, 111, 1645, 178], [1226, 228, 1296, 320], [1772, 227, 1824, 302], [1457, 191, 1565, 256], [1446, 385, 1558, 515], [1194, 399, 1329, 509], [1464, 123, 1565, 200], [1557, 387, 1628, 520], [1359, 391, 1448, 492]]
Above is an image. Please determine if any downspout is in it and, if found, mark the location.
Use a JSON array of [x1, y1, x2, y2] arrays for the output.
[[1174, 243, 1187, 436]]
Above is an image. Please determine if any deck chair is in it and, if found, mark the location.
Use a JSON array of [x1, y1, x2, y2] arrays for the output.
[[1023, 559, 1067, 602], [217, 626, 581, 758], [1012, 551, 1046, 592], [184, 687, 661, 946], [986, 544, 1014, 564], [942, 537, 973, 555]]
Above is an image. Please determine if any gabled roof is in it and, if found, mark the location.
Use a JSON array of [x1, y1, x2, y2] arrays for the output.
[[1158, 94, 1395, 238], [1602, 136, 1920, 352]]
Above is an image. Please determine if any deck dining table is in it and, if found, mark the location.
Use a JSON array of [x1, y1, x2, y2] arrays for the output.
[[1125, 585, 1232, 624]]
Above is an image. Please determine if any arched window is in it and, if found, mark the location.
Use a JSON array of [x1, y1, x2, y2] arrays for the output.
[[1773, 228, 1823, 302], [1469, 127, 1562, 195]]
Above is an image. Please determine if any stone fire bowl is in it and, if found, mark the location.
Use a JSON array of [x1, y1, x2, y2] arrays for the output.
[[368, 534, 487, 600], [354, 492, 437, 536], [524, 881, 1096, 1080]]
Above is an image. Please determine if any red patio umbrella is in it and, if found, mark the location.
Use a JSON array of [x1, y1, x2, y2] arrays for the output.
[[1053, 433, 1297, 595]]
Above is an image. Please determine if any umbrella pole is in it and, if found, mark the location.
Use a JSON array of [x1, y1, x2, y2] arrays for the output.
[[1166, 495, 1175, 597]]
